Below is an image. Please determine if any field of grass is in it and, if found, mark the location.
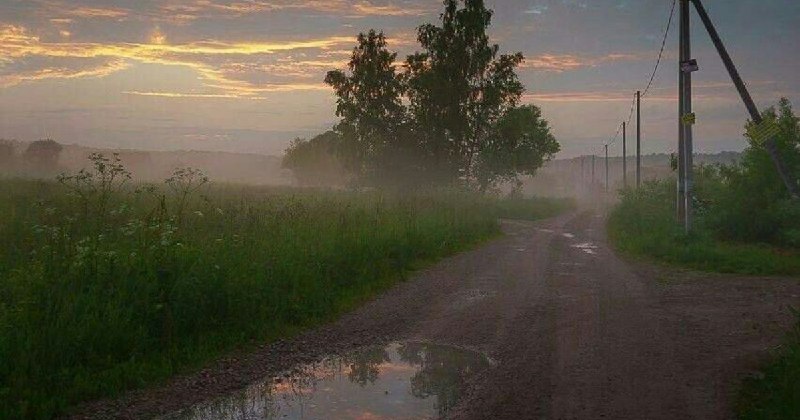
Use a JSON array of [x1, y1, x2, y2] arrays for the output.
[[0, 171, 569, 419], [737, 313, 800, 420], [607, 180, 800, 276]]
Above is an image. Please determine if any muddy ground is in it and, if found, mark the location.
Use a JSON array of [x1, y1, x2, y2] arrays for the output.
[[69, 211, 800, 419]]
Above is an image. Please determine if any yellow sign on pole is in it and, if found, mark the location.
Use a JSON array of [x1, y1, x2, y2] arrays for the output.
[[746, 120, 780, 146], [681, 112, 696, 126]]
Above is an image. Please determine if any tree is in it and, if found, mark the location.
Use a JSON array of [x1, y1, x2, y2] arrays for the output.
[[709, 98, 800, 246], [404, 0, 524, 183], [0, 139, 14, 169], [475, 105, 560, 191], [23, 139, 63, 175], [324, 30, 406, 180], [282, 131, 348, 187]]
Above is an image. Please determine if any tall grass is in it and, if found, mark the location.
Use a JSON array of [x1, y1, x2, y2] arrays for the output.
[[0, 173, 567, 418], [737, 312, 800, 420], [608, 179, 800, 276]]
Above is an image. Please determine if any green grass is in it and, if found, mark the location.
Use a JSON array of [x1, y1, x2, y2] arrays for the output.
[[494, 196, 574, 221], [737, 313, 800, 420], [607, 181, 800, 276], [0, 177, 568, 419]]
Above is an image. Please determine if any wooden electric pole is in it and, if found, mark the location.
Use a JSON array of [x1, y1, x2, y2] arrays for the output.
[[680, 0, 694, 232], [677, 51, 686, 220], [636, 90, 642, 188], [622, 121, 627, 188], [605, 144, 609, 193]]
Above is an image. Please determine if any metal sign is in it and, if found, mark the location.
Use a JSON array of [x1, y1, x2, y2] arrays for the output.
[[681, 112, 696, 125], [747, 120, 780, 146], [681, 59, 699, 73]]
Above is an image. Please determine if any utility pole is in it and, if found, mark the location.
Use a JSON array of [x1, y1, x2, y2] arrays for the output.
[[604, 144, 609, 193], [681, 0, 694, 232], [676, 0, 688, 226], [592, 154, 596, 183], [622, 121, 627, 188], [691, 0, 799, 199], [636, 90, 642, 188]]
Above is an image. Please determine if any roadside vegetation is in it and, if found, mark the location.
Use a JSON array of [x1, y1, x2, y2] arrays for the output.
[[609, 98, 800, 275], [0, 154, 569, 418], [737, 311, 800, 420], [608, 98, 800, 418]]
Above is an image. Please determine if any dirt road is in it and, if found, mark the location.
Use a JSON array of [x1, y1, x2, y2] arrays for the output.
[[73, 212, 800, 419]]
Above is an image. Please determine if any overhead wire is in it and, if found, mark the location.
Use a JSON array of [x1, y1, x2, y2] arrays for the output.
[[600, 0, 678, 150]]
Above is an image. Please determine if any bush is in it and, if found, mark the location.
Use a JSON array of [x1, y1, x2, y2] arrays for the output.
[[738, 311, 800, 420]]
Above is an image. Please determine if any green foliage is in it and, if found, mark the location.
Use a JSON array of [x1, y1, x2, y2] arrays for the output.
[[316, 0, 555, 190], [0, 154, 571, 418], [57, 153, 132, 222], [23, 139, 63, 176], [705, 99, 800, 247], [476, 105, 561, 191], [324, 30, 406, 180], [404, 0, 525, 183], [282, 131, 348, 187], [737, 311, 800, 420], [493, 195, 574, 221], [608, 179, 800, 276]]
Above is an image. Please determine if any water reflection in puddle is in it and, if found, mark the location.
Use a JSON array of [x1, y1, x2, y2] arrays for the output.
[[165, 342, 490, 420]]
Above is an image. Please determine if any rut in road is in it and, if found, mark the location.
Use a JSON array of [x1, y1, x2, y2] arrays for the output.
[[71, 212, 800, 420]]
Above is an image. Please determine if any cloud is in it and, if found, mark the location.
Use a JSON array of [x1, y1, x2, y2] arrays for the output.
[[519, 53, 642, 72], [0, 57, 128, 87], [0, 24, 352, 96], [156, 0, 433, 22]]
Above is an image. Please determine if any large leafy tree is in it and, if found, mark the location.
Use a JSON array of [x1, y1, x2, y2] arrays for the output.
[[476, 105, 560, 191], [324, 30, 405, 180], [282, 131, 348, 187], [404, 0, 524, 183], [322, 0, 557, 191]]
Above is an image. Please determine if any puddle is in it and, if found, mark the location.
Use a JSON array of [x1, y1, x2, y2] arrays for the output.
[[561, 233, 575, 239], [571, 242, 599, 255], [164, 342, 491, 420]]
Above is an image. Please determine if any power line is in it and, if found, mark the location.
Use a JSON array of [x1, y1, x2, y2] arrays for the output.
[[601, 0, 677, 153], [642, 0, 678, 98]]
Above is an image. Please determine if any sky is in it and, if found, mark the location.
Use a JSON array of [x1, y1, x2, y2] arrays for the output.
[[0, 0, 798, 158]]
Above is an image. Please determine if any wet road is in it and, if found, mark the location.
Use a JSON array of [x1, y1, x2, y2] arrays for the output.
[[73, 211, 800, 419]]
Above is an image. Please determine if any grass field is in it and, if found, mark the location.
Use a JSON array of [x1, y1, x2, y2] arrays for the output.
[[607, 180, 800, 276], [0, 173, 571, 419], [737, 312, 800, 420]]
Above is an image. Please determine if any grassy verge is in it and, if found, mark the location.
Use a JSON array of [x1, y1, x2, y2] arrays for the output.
[[494, 196, 574, 221], [0, 177, 568, 418], [607, 179, 800, 419], [737, 313, 800, 419], [607, 180, 800, 276]]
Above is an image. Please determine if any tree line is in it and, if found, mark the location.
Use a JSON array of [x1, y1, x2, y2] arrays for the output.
[[284, 0, 559, 191]]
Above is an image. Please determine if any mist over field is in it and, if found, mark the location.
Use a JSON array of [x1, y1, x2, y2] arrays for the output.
[[1, 0, 799, 419]]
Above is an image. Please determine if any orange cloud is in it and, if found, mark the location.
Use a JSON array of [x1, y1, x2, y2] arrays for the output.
[[0, 58, 128, 88], [520, 53, 642, 72], [0, 24, 352, 96]]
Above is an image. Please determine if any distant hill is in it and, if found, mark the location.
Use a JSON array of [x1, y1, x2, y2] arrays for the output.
[[522, 151, 743, 198], [0, 140, 292, 186]]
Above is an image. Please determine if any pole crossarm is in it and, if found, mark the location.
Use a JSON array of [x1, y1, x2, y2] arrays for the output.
[[691, 0, 799, 199]]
